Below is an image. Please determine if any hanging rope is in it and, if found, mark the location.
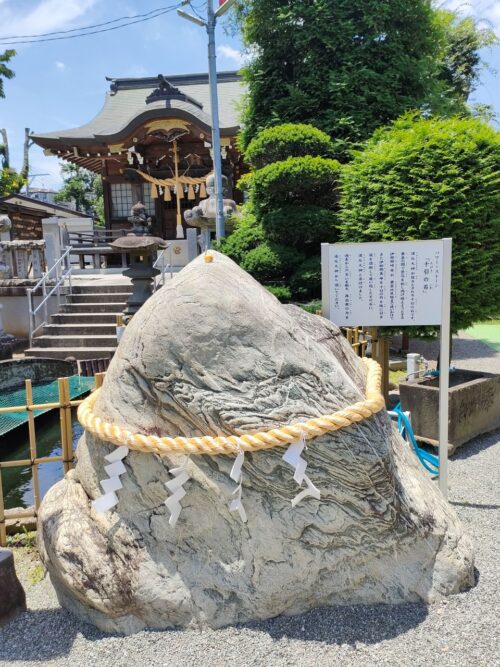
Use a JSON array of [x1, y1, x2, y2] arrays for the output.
[[77, 358, 385, 457], [135, 169, 207, 189]]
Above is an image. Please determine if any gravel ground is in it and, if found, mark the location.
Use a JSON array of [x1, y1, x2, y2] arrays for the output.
[[2, 428, 498, 667], [1, 333, 499, 667], [408, 331, 500, 374]]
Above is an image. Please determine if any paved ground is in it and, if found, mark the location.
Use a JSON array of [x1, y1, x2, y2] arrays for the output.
[[408, 332, 500, 375]]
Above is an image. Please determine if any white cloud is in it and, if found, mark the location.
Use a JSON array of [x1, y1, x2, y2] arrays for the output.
[[55, 61, 65, 70], [442, 0, 500, 31], [217, 44, 244, 67], [0, 0, 99, 40]]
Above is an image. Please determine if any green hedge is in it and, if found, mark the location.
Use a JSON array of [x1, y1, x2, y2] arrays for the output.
[[260, 205, 338, 246], [251, 155, 341, 217], [217, 212, 265, 263], [340, 114, 500, 332], [265, 284, 292, 302], [240, 241, 305, 283], [245, 123, 334, 168], [290, 255, 322, 300]]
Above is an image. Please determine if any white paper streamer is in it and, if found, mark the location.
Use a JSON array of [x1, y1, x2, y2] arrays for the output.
[[282, 434, 321, 506], [92, 445, 129, 513], [228, 451, 247, 523], [165, 459, 190, 527], [291, 475, 321, 507]]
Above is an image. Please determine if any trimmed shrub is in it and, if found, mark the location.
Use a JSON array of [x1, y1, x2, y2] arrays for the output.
[[261, 205, 338, 246], [221, 123, 342, 301], [218, 212, 264, 263], [289, 256, 322, 300], [240, 242, 305, 283], [340, 114, 500, 332], [245, 123, 334, 168], [265, 284, 292, 302], [251, 156, 341, 217]]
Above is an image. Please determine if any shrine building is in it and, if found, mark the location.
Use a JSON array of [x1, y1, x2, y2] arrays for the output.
[[32, 71, 246, 240]]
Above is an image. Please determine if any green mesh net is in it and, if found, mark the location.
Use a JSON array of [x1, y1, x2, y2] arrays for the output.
[[0, 375, 95, 437]]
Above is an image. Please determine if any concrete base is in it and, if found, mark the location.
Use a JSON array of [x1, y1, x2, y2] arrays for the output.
[[399, 369, 500, 453], [0, 549, 26, 626]]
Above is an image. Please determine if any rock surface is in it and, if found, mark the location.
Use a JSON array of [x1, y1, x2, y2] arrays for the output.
[[38, 252, 474, 634], [0, 548, 26, 626]]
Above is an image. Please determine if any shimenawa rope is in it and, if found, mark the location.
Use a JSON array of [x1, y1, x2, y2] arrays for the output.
[[77, 358, 384, 457]]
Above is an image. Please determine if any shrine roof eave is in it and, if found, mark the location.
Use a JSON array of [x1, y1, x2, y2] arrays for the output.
[[32, 107, 240, 152]]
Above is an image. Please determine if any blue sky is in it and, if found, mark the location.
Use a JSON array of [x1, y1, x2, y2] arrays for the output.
[[0, 0, 499, 190]]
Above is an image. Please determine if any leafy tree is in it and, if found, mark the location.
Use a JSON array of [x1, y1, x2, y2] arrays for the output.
[[339, 114, 500, 333], [236, 1, 496, 156], [434, 10, 498, 111], [0, 49, 15, 99], [55, 164, 104, 222], [0, 51, 25, 195], [221, 123, 341, 299], [0, 167, 25, 197]]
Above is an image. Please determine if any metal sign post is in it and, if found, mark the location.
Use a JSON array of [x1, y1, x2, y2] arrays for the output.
[[438, 238, 452, 498], [321, 239, 453, 498]]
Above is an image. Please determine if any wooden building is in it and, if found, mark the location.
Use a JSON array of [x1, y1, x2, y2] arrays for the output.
[[0, 194, 91, 241], [32, 71, 246, 240]]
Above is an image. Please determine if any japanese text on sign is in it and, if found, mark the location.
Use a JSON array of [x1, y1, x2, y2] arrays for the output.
[[323, 240, 445, 326]]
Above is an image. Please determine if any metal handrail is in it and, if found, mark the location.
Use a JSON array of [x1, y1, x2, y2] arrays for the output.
[[153, 243, 173, 291], [27, 246, 72, 346]]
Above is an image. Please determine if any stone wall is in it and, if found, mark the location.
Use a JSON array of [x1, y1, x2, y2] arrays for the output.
[[0, 357, 77, 391]]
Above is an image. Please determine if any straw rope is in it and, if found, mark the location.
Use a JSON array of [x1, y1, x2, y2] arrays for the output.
[[135, 170, 207, 187], [77, 358, 384, 457]]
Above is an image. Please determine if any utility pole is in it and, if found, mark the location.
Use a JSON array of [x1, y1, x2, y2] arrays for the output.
[[178, 0, 237, 242]]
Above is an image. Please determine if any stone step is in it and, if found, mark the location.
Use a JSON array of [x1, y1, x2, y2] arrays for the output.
[[43, 324, 117, 336], [32, 335, 118, 349], [60, 302, 125, 314], [25, 347, 116, 361], [66, 293, 130, 304], [51, 313, 120, 324], [71, 284, 133, 294]]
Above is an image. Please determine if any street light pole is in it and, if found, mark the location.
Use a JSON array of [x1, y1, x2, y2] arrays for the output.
[[178, 0, 237, 243], [206, 1, 225, 241]]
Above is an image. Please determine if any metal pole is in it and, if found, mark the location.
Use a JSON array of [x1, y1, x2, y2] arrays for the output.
[[438, 238, 453, 499], [207, 0, 225, 241]]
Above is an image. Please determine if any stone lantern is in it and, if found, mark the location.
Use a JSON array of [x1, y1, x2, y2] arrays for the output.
[[110, 234, 168, 320]]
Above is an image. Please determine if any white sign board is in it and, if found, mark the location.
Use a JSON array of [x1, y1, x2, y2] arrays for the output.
[[321, 239, 452, 500], [322, 239, 445, 326]]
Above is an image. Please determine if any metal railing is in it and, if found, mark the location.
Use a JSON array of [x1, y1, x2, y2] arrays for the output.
[[65, 228, 127, 248], [27, 246, 72, 346], [0, 373, 104, 546], [153, 243, 173, 290]]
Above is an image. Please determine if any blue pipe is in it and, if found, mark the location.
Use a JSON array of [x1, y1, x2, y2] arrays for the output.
[[393, 403, 439, 474]]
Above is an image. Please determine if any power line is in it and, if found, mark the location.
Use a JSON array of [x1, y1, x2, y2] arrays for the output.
[[0, 5, 176, 41], [0, 3, 182, 46]]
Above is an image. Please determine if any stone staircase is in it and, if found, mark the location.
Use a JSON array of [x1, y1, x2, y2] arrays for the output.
[[25, 284, 132, 361]]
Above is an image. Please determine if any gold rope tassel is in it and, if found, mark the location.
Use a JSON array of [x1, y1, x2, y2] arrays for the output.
[[78, 358, 385, 457], [199, 182, 207, 199], [150, 183, 158, 199], [187, 184, 195, 200], [164, 186, 172, 202]]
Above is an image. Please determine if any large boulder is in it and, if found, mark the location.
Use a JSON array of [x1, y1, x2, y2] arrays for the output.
[[37, 252, 474, 634], [0, 548, 26, 626]]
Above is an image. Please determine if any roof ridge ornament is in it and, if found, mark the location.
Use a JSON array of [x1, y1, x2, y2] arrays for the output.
[[146, 74, 203, 109]]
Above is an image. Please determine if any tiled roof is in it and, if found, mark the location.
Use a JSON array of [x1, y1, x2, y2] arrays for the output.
[[33, 71, 245, 143]]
